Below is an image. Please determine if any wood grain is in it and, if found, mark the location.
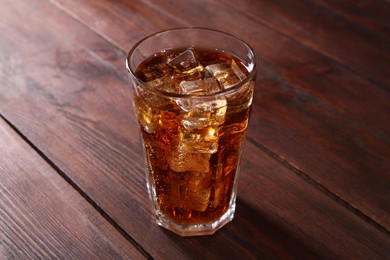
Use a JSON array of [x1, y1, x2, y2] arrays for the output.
[[1, 0, 389, 258], [0, 118, 144, 259], [50, 0, 390, 230], [313, 0, 390, 36], [241, 141, 390, 259], [220, 0, 390, 89]]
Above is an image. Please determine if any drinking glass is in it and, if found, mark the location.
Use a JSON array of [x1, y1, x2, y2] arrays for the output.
[[126, 28, 257, 236]]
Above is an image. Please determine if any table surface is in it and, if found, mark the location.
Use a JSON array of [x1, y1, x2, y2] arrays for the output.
[[1, 0, 389, 259]]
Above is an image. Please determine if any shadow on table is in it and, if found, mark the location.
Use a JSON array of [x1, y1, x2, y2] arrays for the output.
[[159, 198, 318, 259]]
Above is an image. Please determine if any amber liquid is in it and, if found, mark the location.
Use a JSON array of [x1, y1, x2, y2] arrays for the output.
[[134, 48, 254, 225]]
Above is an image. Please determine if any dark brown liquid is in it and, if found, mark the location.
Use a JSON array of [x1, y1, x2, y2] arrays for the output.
[[134, 47, 254, 225]]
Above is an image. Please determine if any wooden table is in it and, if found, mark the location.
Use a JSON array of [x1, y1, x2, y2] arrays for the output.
[[1, 0, 389, 258]]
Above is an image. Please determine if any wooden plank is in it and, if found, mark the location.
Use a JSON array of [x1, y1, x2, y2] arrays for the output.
[[1, 0, 389, 258], [50, 0, 390, 230], [220, 0, 390, 88], [313, 0, 390, 36], [241, 142, 390, 259], [47, 0, 179, 50], [0, 118, 144, 259]]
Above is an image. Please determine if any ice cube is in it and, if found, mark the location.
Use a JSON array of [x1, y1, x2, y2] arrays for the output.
[[206, 60, 246, 89], [135, 105, 159, 133], [178, 128, 219, 154], [178, 97, 227, 130], [166, 170, 210, 212], [146, 77, 169, 88], [168, 49, 204, 80], [133, 87, 178, 133], [169, 152, 211, 173], [187, 171, 211, 212], [174, 97, 227, 154], [179, 77, 221, 95], [189, 188, 210, 212], [135, 106, 177, 134], [158, 110, 178, 130], [146, 77, 178, 93], [168, 49, 198, 69]]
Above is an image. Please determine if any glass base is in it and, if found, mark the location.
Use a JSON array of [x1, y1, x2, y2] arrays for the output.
[[155, 203, 236, 236]]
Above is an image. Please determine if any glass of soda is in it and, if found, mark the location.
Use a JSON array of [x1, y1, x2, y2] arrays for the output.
[[126, 28, 257, 236]]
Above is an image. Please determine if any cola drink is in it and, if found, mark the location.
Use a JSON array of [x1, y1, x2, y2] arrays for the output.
[[127, 28, 257, 236], [133, 47, 254, 225]]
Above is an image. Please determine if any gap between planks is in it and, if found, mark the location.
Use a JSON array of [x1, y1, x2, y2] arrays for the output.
[[246, 135, 390, 236], [36, 0, 390, 238], [0, 114, 154, 260]]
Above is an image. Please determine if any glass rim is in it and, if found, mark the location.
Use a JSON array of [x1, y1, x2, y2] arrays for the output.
[[126, 27, 257, 98]]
